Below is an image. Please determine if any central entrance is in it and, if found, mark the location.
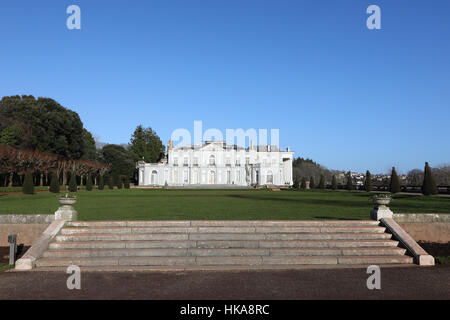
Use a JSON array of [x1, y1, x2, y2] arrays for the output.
[[208, 170, 216, 184]]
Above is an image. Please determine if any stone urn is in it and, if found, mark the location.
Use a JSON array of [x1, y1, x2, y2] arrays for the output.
[[370, 195, 393, 221], [55, 195, 78, 221], [373, 196, 391, 207]]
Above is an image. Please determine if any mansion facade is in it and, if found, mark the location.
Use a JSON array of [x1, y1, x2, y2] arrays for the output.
[[137, 140, 294, 187]]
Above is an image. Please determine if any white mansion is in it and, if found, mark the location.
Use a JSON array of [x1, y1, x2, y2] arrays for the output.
[[137, 140, 294, 187]]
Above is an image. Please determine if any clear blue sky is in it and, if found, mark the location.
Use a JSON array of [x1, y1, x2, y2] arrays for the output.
[[1, 0, 449, 174]]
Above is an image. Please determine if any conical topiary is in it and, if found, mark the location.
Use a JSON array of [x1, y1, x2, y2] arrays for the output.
[[318, 174, 325, 189], [364, 170, 373, 192], [68, 173, 77, 192], [331, 175, 337, 190], [390, 167, 401, 194], [124, 177, 130, 189], [309, 176, 315, 189], [86, 173, 93, 191], [49, 172, 60, 193], [422, 162, 438, 195], [346, 172, 354, 191], [293, 178, 299, 189], [22, 171, 34, 194], [115, 175, 123, 189], [107, 175, 114, 190], [98, 175, 105, 190], [300, 177, 307, 190]]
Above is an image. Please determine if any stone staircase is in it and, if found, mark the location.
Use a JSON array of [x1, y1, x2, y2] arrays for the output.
[[34, 220, 414, 269]]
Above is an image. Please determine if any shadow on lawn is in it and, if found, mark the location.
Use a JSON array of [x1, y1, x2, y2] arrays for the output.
[[227, 194, 369, 208]]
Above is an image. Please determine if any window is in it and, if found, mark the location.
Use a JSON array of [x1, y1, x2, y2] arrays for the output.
[[246, 157, 250, 165], [173, 157, 178, 166], [236, 170, 240, 183], [227, 170, 231, 184], [184, 170, 189, 183], [236, 158, 240, 166], [226, 157, 231, 166], [266, 170, 273, 184], [209, 155, 215, 165], [193, 157, 199, 166], [184, 157, 188, 166]]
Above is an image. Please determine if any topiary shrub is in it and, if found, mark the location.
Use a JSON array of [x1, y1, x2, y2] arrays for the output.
[[98, 175, 105, 190], [422, 162, 438, 195], [115, 175, 123, 189], [292, 178, 299, 189], [124, 177, 130, 189], [364, 170, 373, 192], [309, 176, 315, 189], [331, 175, 337, 190], [107, 175, 114, 190], [300, 177, 307, 190], [68, 173, 77, 192], [390, 167, 401, 194], [318, 174, 325, 189], [346, 172, 354, 191], [86, 173, 93, 191], [22, 171, 34, 194], [49, 172, 60, 193]]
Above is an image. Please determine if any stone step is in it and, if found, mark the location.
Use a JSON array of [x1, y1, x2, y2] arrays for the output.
[[42, 247, 407, 258], [60, 226, 386, 235], [35, 255, 413, 268], [66, 220, 380, 228], [55, 232, 392, 242], [49, 239, 400, 250]]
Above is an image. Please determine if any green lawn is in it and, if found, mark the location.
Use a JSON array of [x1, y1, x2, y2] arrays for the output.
[[0, 189, 449, 221]]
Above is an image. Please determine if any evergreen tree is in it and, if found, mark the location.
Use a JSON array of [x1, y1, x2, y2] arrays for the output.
[[346, 172, 354, 191], [68, 173, 77, 192], [300, 177, 307, 190], [318, 174, 325, 189], [422, 162, 438, 195], [309, 176, 315, 189], [98, 175, 105, 190], [86, 173, 93, 191], [49, 172, 60, 193], [293, 178, 299, 189], [107, 175, 114, 190], [115, 175, 123, 189], [124, 177, 130, 189], [364, 170, 373, 192], [331, 175, 337, 190], [22, 171, 34, 194], [390, 167, 401, 194]]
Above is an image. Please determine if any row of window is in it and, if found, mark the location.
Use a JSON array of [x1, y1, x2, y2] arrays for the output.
[[150, 169, 276, 185], [172, 155, 279, 166]]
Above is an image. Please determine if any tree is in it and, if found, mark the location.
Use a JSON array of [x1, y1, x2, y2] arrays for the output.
[[318, 175, 325, 189], [346, 172, 354, 191], [300, 177, 307, 190], [22, 171, 34, 194], [107, 175, 114, 190], [0, 95, 88, 159], [364, 170, 373, 192], [81, 129, 97, 161], [309, 176, 315, 189], [292, 178, 299, 189], [68, 173, 77, 192], [422, 162, 438, 195], [86, 173, 93, 191], [129, 125, 165, 163], [390, 167, 401, 194], [124, 177, 130, 189], [101, 144, 135, 180], [49, 172, 60, 193], [98, 175, 104, 190], [331, 175, 337, 190], [115, 174, 123, 189]]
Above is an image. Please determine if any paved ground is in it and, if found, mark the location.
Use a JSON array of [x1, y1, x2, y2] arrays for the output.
[[0, 265, 449, 300]]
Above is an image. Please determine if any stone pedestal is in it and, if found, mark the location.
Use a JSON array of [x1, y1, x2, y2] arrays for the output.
[[370, 205, 393, 221], [55, 205, 78, 221]]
